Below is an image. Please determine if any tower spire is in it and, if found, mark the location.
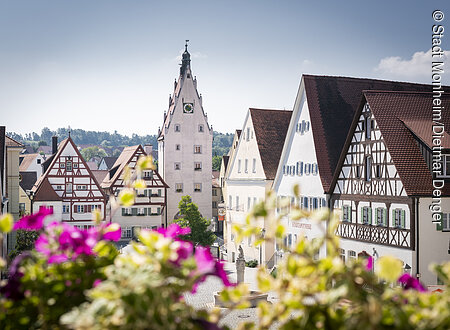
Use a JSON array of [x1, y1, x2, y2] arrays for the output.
[[180, 40, 191, 76]]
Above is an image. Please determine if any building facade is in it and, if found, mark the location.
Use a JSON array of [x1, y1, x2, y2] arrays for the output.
[[158, 43, 213, 221], [101, 145, 168, 246]]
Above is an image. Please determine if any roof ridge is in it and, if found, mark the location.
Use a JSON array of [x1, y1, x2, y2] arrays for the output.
[[363, 90, 447, 95]]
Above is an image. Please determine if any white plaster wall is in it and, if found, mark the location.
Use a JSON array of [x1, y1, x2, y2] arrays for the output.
[[418, 197, 450, 286], [33, 201, 63, 225]]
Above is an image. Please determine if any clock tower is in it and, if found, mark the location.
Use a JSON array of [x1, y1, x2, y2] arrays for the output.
[[158, 41, 213, 222]]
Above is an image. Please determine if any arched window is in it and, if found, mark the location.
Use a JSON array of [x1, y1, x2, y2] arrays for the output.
[[365, 156, 372, 182]]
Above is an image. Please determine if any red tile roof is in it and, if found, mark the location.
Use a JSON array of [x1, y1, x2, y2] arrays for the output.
[[303, 75, 450, 193], [250, 108, 292, 180], [364, 91, 450, 196], [34, 177, 62, 201]]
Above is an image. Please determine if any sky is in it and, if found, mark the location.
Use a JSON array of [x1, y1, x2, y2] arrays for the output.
[[1, 0, 449, 137]]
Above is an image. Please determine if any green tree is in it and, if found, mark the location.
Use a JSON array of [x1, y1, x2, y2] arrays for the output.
[[8, 230, 39, 261], [81, 146, 107, 161], [174, 196, 216, 247], [212, 155, 222, 171]]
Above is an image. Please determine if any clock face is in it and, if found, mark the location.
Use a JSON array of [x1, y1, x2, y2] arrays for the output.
[[183, 103, 194, 113]]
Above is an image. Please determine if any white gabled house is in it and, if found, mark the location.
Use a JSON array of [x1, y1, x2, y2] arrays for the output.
[[225, 108, 291, 264], [31, 137, 107, 228], [331, 91, 450, 286], [102, 145, 168, 246], [272, 75, 446, 263]]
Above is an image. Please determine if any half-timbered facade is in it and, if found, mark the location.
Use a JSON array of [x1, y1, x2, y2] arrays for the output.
[[331, 91, 450, 286], [32, 137, 107, 226], [272, 75, 450, 265], [102, 145, 168, 245]]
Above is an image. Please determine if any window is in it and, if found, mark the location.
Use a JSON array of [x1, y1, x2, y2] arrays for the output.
[[437, 154, 450, 178], [73, 163, 78, 169], [251, 130, 254, 139], [77, 205, 85, 213], [37, 159, 41, 164], [212, 201, 217, 208], [365, 116, 372, 139], [375, 165, 381, 178], [143, 170, 153, 179], [229, 195, 233, 209], [122, 227, 132, 238], [312, 198, 318, 210], [305, 163, 311, 175], [212, 189, 217, 196], [393, 208, 405, 228], [174, 124, 180, 132], [175, 183, 183, 193], [355, 165, 361, 179], [298, 161, 303, 176], [236, 196, 239, 211], [365, 157, 372, 182], [77, 185, 87, 190], [62, 205, 70, 214], [238, 159, 241, 173], [198, 124, 204, 132], [66, 161, 72, 171], [248, 235, 252, 246], [194, 145, 202, 154], [137, 208, 146, 216], [194, 162, 202, 171], [440, 213, 450, 231], [348, 250, 357, 262], [303, 197, 309, 210], [56, 185, 62, 190], [252, 158, 256, 173], [362, 206, 372, 225], [245, 159, 248, 173], [66, 183, 73, 193], [176, 144, 181, 151], [339, 248, 345, 262], [343, 205, 351, 222], [376, 207, 387, 226], [174, 163, 181, 170], [246, 128, 250, 141], [60, 163, 65, 169], [194, 183, 202, 192]]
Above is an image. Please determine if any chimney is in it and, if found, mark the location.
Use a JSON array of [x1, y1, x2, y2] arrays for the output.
[[144, 145, 153, 155], [52, 136, 58, 154]]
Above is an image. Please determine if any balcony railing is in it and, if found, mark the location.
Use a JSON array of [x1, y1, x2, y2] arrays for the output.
[[336, 221, 412, 250]]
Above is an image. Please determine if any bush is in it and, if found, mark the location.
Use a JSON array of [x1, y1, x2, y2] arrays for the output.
[[245, 259, 258, 268]]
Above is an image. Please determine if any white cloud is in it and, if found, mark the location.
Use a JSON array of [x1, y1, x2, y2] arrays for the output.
[[374, 48, 450, 81]]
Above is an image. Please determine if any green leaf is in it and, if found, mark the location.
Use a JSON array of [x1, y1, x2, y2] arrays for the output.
[[118, 189, 135, 207]]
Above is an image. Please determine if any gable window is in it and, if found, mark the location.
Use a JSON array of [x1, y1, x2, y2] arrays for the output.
[[60, 163, 65, 169], [62, 205, 70, 213], [365, 116, 372, 139], [375, 207, 387, 226], [174, 124, 181, 132], [303, 197, 309, 210], [365, 157, 372, 182], [361, 206, 372, 225], [37, 159, 41, 164], [238, 160, 241, 173], [174, 163, 181, 170], [355, 165, 361, 179], [56, 185, 62, 190], [198, 124, 204, 132], [252, 158, 256, 173], [66, 161, 72, 172], [312, 163, 318, 175], [66, 183, 73, 193], [305, 163, 311, 175], [175, 183, 183, 193], [343, 205, 351, 222], [312, 198, 318, 210], [393, 208, 406, 228], [194, 162, 202, 171], [246, 128, 250, 141], [73, 163, 79, 169], [143, 170, 153, 179], [245, 159, 248, 173], [194, 183, 202, 192], [77, 185, 87, 190], [194, 145, 202, 154], [176, 144, 181, 151]]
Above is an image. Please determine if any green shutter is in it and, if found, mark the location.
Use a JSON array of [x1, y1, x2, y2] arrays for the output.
[[401, 210, 405, 228], [349, 206, 352, 222], [369, 208, 372, 225], [148, 207, 152, 215], [143, 208, 147, 216], [392, 209, 395, 227], [122, 207, 125, 216], [383, 208, 387, 226], [132, 208, 137, 216], [157, 207, 161, 215], [144, 189, 148, 197], [436, 213, 443, 231], [158, 189, 162, 197]]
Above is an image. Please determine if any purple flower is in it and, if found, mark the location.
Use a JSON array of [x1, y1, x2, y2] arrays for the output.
[[102, 223, 121, 241], [93, 279, 102, 287], [366, 256, 373, 271], [173, 240, 194, 265], [398, 273, 427, 292], [157, 224, 191, 238], [0, 252, 32, 300], [13, 207, 53, 231], [192, 247, 232, 290]]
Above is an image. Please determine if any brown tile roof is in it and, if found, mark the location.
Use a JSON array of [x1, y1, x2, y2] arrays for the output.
[[5, 136, 23, 147], [402, 119, 450, 150], [91, 170, 109, 185], [100, 156, 118, 169], [34, 177, 62, 201], [303, 75, 450, 193], [250, 108, 292, 180], [19, 171, 37, 191], [364, 91, 450, 196], [19, 153, 38, 171], [102, 145, 142, 188]]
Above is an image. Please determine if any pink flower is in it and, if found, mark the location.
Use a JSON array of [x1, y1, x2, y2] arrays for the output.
[[102, 223, 121, 241], [192, 247, 232, 290], [157, 223, 191, 238], [13, 207, 53, 231], [173, 240, 193, 265], [93, 279, 102, 287], [366, 256, 373, 271], [398, 273, 426, 292]]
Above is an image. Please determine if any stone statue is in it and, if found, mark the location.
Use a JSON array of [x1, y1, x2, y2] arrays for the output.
[[236, 245, 245, 283]]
